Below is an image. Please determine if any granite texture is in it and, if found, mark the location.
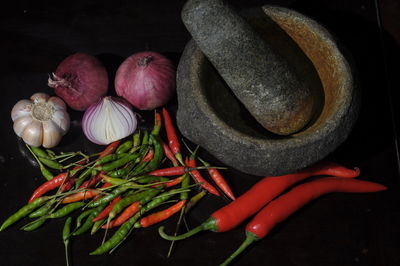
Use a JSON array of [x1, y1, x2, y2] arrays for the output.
[[181, 0, 318, 135], [176, 5, 360, 176]]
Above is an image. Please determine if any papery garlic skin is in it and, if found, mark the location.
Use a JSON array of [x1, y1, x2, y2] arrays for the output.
[[11, 93, 70, 148], [82, 96, 138, 145]]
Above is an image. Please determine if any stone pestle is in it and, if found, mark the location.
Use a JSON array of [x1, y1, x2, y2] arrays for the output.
[[181, 0, 317, 135]]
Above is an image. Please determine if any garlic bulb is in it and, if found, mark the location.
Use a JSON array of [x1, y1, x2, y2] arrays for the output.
[[11, 92, 70, 148], [82, 96, 138, 145]]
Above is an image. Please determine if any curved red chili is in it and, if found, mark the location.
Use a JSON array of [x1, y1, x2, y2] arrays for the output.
[[139, 200, 186, 228], [160, 138, 179, 166], [158, 161, 361, 240], [141, 148, 155, 163], [186, 157, 220, 196], [99, 140, 121, 158], [102, 201, 141, 229], [162, 108, 183, 165], [197, 157, 234, 200], [220, 177, 387, 265], [29, 172, 68, 203]]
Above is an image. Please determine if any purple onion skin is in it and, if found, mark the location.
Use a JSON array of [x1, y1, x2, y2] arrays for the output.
[[115, 51, 176, 110], [49, 53, 109, 111]]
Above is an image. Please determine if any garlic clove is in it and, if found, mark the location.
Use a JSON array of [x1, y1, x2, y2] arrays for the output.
[[42, 120, 62, 148], [30, 92, 50, 104], [21, 120, 43, 147], [13, 115, 34, 137], [52, 109, 70, 135], [11, 99, 32, 121]]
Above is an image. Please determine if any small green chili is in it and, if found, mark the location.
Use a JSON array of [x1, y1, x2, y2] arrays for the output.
[[38, 157, 64, 170], [0, 197, 49, 231], [116, 140, 133, 154], [48, 202, 84, 219], [63, 217, 72, 266]]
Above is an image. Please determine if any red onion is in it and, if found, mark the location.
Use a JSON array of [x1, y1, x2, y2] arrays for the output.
[[82, 96, 138, 145], [48, 53, 109, 111], [115, 51, 176, 110]]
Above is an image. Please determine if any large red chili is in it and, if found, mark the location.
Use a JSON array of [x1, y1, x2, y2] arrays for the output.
[[219, 177, 387, 266]]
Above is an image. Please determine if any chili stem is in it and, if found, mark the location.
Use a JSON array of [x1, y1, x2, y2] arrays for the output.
[[219, 232, 258, 266]]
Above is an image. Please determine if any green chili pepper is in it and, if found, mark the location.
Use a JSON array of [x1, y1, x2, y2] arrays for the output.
[[132, 131, 141, 148], [21, 217, 48, 231], [27, 145, 54, 180], [98, 152, 128, 166], [48, 202, 84, 219], [30, 146, 51, 159], [108, 162, 136, 178], [0, 197, 49, 231], [75, 209, 94, 229], [63, 217, 72, 266], [73, 204, 106, 236], [101, 176, 129, 186], [86, 185, 132, 208], [29, 200, 54, 218], [141, 131, 149, 147], [38, 157, 64, 170], [91, 218, 105, 235], [140, 135, 164, 173], [39, 165, 54, 181], [116, 140, 133, 154], [101, 153, 141, 172], [180, 174, 190, 201]]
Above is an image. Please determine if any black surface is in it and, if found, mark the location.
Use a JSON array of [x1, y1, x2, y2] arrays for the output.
[[1, 1, 400, 266]]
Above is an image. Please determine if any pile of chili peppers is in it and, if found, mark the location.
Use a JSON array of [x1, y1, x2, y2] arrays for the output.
[[0, 108, 236, 264], [0, 107, 389, 266]]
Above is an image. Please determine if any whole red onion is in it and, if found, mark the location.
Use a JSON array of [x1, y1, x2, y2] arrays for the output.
[[48, 53, 109, 111], [115, 51, 176, 110]]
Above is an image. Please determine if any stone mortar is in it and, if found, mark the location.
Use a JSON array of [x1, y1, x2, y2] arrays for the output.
[[176, 5, 360, 176]]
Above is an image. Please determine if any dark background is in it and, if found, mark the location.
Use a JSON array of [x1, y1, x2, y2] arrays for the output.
[[1, 0, 399, 265]]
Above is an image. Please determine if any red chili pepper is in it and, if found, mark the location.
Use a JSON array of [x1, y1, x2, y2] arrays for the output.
[[61, 174, 106, 204], [151, 175, 185, 189], [60, 159, 89, 192], [158, 161, 362, 240], [186, 157, 220, 196], [164, 176, 185, 188], [61, 189, 100, 204], [149, 166, 186, 176], [140, 200, 186, 228], [60, 178, 76, 192], [99, 140, 121, 158], [198, 157, 235, 200], [101, 201, 141, 229], [79, 172, 103, 188], [141, 148, 155, 163], [162, 108, 183, 165], [29, 172, 68, 203], [220, 177, 387, 265], [160, 138, 179, 166], [92, 195, 122, 222]]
